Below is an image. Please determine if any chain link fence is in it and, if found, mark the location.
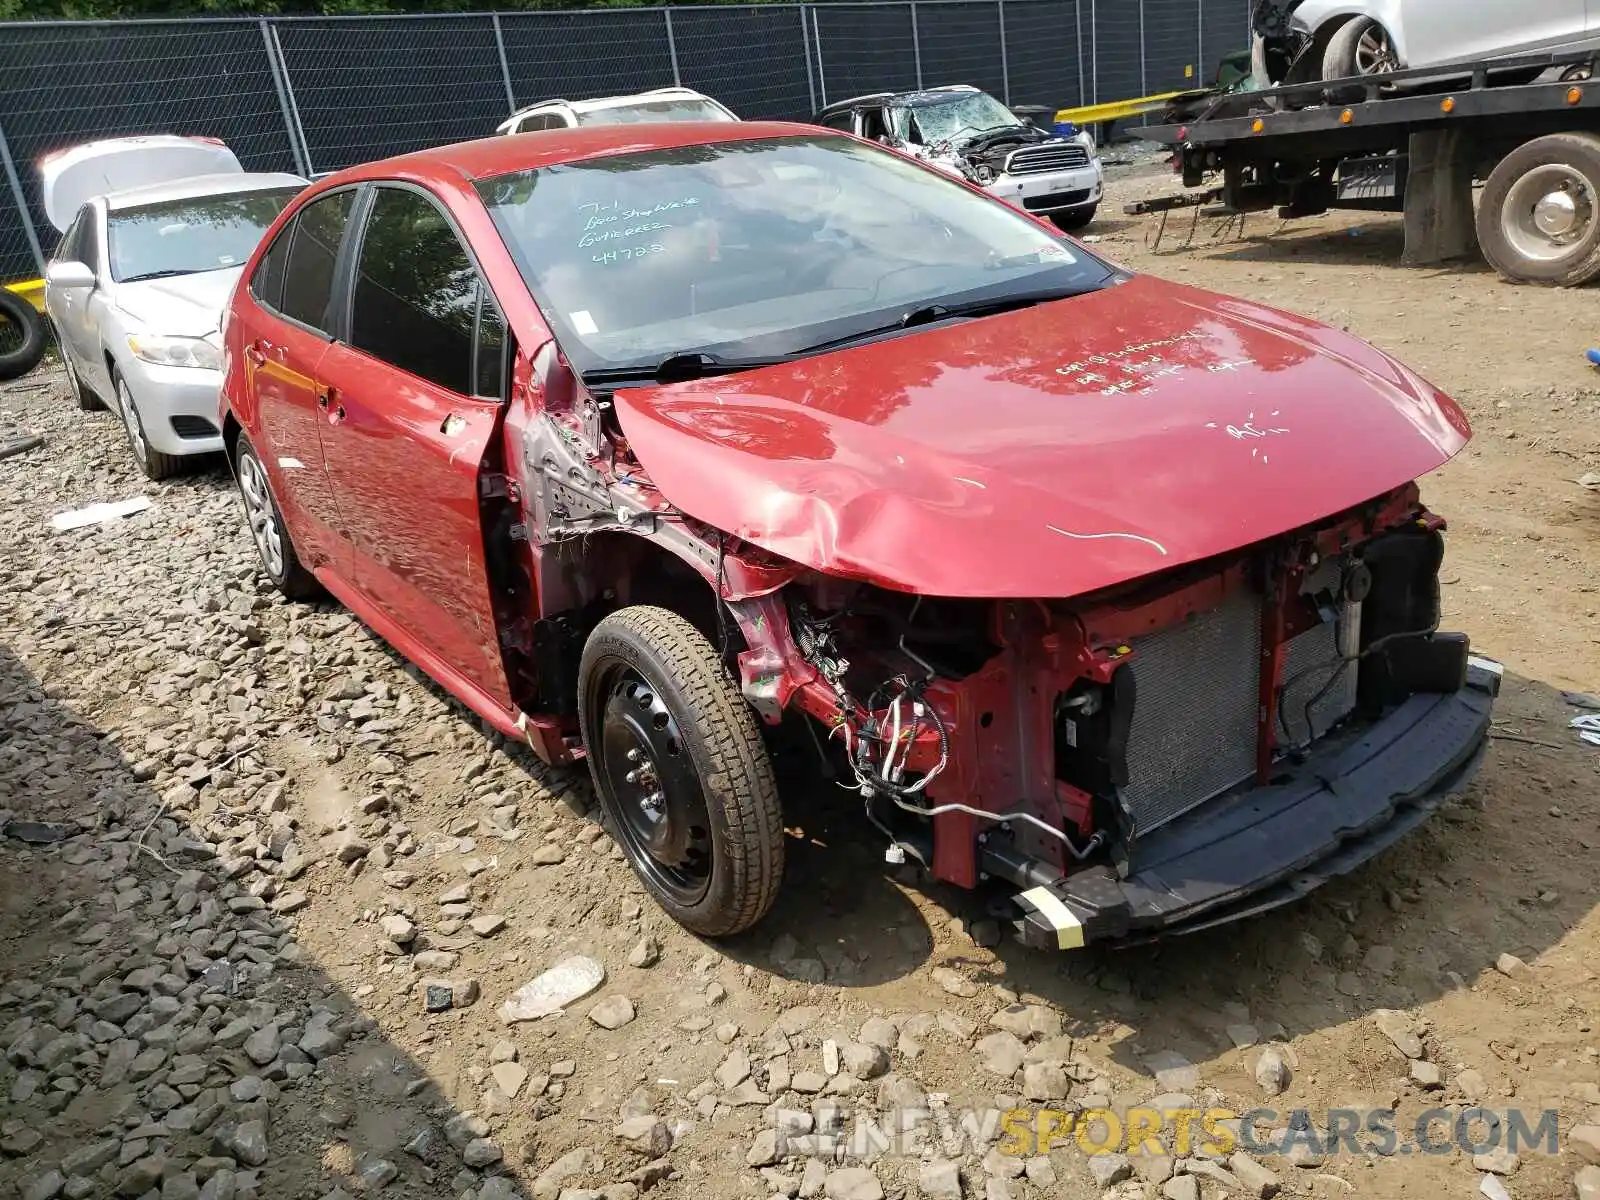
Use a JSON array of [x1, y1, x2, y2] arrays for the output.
[[0, 0, 1249, 282]]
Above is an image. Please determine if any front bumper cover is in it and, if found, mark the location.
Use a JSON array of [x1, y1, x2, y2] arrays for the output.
[[1011, 658, 1500, 949]]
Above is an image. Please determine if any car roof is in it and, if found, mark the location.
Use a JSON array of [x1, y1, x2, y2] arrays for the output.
[[103, 171, 309, 211], [813, 85, 981, 121], [322, 121, 823, 188], [506, 86, 721, 119]]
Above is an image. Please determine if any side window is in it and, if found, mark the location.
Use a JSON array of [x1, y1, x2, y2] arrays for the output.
[[518, 113, 554, 133], [821, 110, 854, 133], [56, 206, 92, 269], [280, 189, 356, 335], [250, 219, 293, 312], [350, 187, 478, 394], [473, 290, 507, 401]]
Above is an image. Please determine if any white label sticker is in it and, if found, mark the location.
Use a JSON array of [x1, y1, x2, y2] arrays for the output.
[[569, 310, 598, 335]]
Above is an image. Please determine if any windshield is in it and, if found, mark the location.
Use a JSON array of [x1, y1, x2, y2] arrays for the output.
[[475, 134, 1113, 375], [576, 98, 734, 126], [907, 92, 1021, 146], [107, 187, 302, 283]]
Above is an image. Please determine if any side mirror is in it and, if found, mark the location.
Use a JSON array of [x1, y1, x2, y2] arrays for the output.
[[47, 260, 95, 290]]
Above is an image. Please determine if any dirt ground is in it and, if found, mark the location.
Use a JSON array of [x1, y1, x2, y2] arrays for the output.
[[2, 155, 1599, 1200]]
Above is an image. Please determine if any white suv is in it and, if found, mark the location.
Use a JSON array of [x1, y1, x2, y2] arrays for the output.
[[496, 86, 740, 135]]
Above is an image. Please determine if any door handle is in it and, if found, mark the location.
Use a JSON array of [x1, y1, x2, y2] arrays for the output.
[[318, 388, 346, 423]]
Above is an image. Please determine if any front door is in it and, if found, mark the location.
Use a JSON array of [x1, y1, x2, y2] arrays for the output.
[[316, 183, 513, 709]]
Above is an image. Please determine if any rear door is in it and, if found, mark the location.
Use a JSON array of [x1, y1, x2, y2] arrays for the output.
[[241, 186, 360, 575], [315, 183, 514, 709], [1403, 0, 1587, 65]]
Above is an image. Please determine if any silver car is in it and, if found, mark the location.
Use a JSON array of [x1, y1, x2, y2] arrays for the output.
[[1256, 0, 1600, 83], [43, 144, 305, 479]]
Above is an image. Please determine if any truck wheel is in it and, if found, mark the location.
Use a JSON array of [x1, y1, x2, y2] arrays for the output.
[[579, 605, 784, 937], [1322, 17, 1398, 80], [1478, 132, 1600, 287]]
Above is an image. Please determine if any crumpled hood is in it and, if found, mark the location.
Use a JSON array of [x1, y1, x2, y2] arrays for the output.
[[114, 267, 242, 337], [613, 274, 1471, 598]]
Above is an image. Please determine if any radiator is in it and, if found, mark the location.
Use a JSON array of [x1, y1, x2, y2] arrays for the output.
[[1118, 590, 1360, 838]]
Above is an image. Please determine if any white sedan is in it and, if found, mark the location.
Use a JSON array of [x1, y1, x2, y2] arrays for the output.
[[42, 136, 305, 479], [1256, 0, 1600, 83]]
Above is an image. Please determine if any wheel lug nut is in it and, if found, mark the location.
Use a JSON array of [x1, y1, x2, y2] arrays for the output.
[[626, 748, 640, 762]]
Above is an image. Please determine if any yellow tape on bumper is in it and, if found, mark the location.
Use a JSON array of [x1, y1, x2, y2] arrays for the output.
[[1018, 886, 1085, 950]]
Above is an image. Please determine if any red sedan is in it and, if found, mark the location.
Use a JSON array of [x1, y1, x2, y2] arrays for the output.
[[220, 122, 1497, 946]]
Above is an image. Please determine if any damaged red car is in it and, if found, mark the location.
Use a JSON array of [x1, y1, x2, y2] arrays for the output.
[[219, 122, 1499, 947]]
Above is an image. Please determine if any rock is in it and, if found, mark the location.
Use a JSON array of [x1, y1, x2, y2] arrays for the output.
[[463, 1138, 503, 1168], [919, 1159, 962, 1200], [1228, 1153, 1281, 1198], [842, 1042, 889, 1080], [1088, 1154, 1132, 1188], [1372, 1010, 1424, 1059], [1409, 1060, 1442, 1090], [1456, 1068, 1488, 1101], [931, 968, 978, 998], [1362, 944, 1397, 976], [969, 918, 1002, 947], [614, 1116, 671, 1158], [628, 1160, 673, 1194], [589, 995, 637, 1029], [300, 1011, 347, 1060], [1472, 1146, 1519, 1175], [356, 1158, 398, 1190], [421, 978, 479, 1010], [491, 1060, 529, 1099], [270, 890, 309, 914], [823, 1168, 883, 1200], [1161, 1178, 1199, 1200], [822, 1040, 841, 1075], [531, 844, 567, 865], [1574, 1166, 1600, 1200], [1134, 1156, 1174, 1185], [413, 949, 460, 972], [859, 1017, 898, 1050], [1023, 1157, 1054, 1187], [991, 1005, 1061, 1041], [335, 832, 371, 863], [1226, 1024, 1260, 1048], [490, 1039, 518, 1064], [1480, 1176, 1512, 1200], [23, 1171, 65, 1200], [798, 1160, 827, 1200], [975, 1032, 1027, 1077], [982, 1148, 1023, 1179], [792, 1071, 827, 1094], [716, 1049, 752, 1089], [380, 915, 416, 944], [1142, 1051, 1201, 1093], [223, 1120, 269, 1166], [242, 1026, 280, 1066], [1254, 1046, 1293, 1096], [533, 1148, 599, 1199], [501, 956, 606, 1023], [1570, 1125, 1600, 1164], [627, 937, 661, 968], [1494, 953, 1528, 978], [1021, 1061, 1070, 1101], [471, 914, 507, 937], [746, 1129, 781, 1168]]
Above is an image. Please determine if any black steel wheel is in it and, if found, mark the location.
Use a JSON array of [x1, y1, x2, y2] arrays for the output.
[[0, 290, 46, 382], [579, 605, 784, 937]]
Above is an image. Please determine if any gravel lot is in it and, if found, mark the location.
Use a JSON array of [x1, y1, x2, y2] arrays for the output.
[[3, 159, 1600, 1200]]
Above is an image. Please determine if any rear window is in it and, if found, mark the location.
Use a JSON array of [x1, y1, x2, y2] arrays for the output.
[[576, 98, 733, 126], [279, 189, 356, 335], [106, 187, 302, 284]]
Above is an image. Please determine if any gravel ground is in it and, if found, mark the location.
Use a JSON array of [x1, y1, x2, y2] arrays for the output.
[[3, 162, 1600, 1200]]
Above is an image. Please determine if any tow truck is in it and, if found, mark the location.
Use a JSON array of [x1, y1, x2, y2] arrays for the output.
[[1132, 48, 1600, 286]]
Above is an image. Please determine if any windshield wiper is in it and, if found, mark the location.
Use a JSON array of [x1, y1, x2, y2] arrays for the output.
[[118, 269, 197, 283], [797, 284, 1106, 355], [581, 350, 791, 388]]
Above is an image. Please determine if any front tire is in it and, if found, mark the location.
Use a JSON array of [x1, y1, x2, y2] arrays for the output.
[[1478, 132, 1600, 287], [234, 433, 321, 600], [114, 371, 184, 480], [579, 606, 784, 938], [1051, 206, 1097, 232]]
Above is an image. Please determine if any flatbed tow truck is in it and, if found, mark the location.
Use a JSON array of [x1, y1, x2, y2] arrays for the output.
[[1130, 49, 1600, 286]]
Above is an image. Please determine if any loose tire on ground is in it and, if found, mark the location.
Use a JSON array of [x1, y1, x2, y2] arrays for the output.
[[579, 605, 785, 937], [234, 432, 322, 600], [0, 290, 47, 382], [1478, 131, 1600, 287]]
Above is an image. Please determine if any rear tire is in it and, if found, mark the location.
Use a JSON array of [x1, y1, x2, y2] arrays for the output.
[[1478, 132, 1600, 287], [1322, 17, 1398, 81], [234, 433, 321, 600], [1051, 206, 1098, 232], [0, 290, 46, 382], [579, 605, 784, 937]]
